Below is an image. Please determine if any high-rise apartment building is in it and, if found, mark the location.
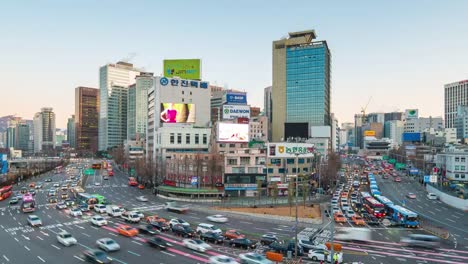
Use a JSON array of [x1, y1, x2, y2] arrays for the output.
[[264, 86, 272, 141], [99, 62, 141, 150], [33, 107, 56, 153], [75, 87, 99, 153], [272, 30, 331, 141], [128, 72, 153, 140], [445, 79, 468, 128], [67, 115, 76, 148]]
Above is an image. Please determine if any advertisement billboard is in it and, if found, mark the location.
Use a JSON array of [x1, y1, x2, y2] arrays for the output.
[[222, 105, 251, 119], [364, 130, 376, 137], [267, 143, 315, 158], [402, 132, 421, 142], [160, 103, 196, 123], [405, 109, 419, 120], [217, 123, 249, 142], [225, 93, 247, 105], [163, 59, 201, 80]]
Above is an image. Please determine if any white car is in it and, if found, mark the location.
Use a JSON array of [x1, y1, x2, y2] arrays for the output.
[[346, 210, 355, 218], [197, 223, 222, 235], [308, 249, 343, 263], [206, 215, 228, 223], [239, 253, 273, 264], [170, 218, 190, 227], [27, 215, 42, 227], [427, 193, 438, 200], [94, 204, 107, 214], [136, 196, 148, 202], [70, 208, 83, 217], [133, 211, 144, 219], [53, 183, 60, 187], [96, 238, 120, 252], [91, 215, 108, 226], [57, 231, 77, 246], [183, 239, 211, 252], [209, 255, 239, 264], [94, 182, 101, 186], [332, 207, 340, 214]]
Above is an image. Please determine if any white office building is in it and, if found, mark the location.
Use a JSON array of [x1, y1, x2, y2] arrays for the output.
[[384, 120, 404, 147], [404, 117, 444, 133], [445, 79, 468, 128], [436, 147, 468, 182]]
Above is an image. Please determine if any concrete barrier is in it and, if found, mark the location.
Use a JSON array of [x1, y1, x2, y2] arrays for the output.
[[426, 185, 468, 211]]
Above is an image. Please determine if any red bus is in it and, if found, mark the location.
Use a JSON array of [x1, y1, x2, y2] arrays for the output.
[[128, 177, 138, 186], [363, 197, 385, 218], [0, 185, 13, 201]]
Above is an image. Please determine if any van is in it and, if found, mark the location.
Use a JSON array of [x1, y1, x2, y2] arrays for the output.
[[401, 234, 440, 249], [94, 204, 107, 214], [196, 223, 222, 235], [106, 205, 122, 217]]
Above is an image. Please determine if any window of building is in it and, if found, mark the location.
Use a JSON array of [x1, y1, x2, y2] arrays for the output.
[[186, 134, 190, 144], [462, 174, 466, 179], [287, 159, 294, 164], [248, 167, 257, 173], [177, 133, 182, 144], [303, 168, 309, 172], [462, 157, 466, 162], [462, 166, 466, 170], [182, 91, 184, 95], [268, 168, 274, 173], [292, 168, 297, 173], [203, 134, 207, 144], [240, 157, 250, 165], [219, 143, 226, 147], [229, 144, 235, 148], [455, 157, 460, 162], [455, 174, 460, 178], [170, 133, 174, 144], [227, 159, 237, 165], [455, 165, 460, 170], [279, 168, 285, 173], [195, 134, 199, 144], [298, 158, 305, 164]]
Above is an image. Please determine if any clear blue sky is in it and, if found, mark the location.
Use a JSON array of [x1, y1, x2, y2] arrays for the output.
[[1, 0, 467, 127]]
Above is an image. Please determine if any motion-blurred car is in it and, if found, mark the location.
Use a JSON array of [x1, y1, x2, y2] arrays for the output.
[[200, 231, 225, 244], [169, 218, 190, 227], [229, 238, 257, 249], [224, 229, 245, 240], [138, 224, 159, 235], [209, 255, 239, 264], [82, 249, 112, 264], [27, 215, 42, 227], [57, 231, 77, 246], [206, 215, 228, 223], [117, 225, 138, 237], [183, 239, 212, 252], [56, 202, 67, 210], [96, 238, 120, 252], [427, 193, 438, 200], [238, 252, 273, 264], [147, 237, 170, 250], [406, 193, 416, 199], [91, 215, 108, 226], [136, 196, 148, 202], [260, 233, 278, 246]]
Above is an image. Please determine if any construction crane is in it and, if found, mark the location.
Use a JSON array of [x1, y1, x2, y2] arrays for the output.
[[360, 96, 372, 124]]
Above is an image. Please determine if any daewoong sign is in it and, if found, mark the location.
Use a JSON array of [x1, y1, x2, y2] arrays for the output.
[[222, 105, 250, 119], [267, 143, 315, 158]]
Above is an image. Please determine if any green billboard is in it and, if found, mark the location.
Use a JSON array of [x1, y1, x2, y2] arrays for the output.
[[163, 59, 201, 80]]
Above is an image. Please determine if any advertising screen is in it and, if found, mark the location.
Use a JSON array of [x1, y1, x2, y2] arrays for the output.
[[222, 105, 251, 119], [225, 93, 247, 104], [266, 143, 315, 158], [218, 123, 249, 142], [160, 103, 196, 123], [163, 59, 201, 80]]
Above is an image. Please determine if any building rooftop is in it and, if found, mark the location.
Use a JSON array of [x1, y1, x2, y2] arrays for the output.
[[288, 30, 317, 40]]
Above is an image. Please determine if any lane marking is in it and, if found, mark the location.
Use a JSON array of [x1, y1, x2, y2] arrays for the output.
[[131, 241, 143, 246], [161, 251, 176, 257], [446, 218, 456, 223], [24, 246, 30, 251], [127, 250, 141, 257], [37, 256, 46, 263], [73, 256, 85, 262], [3, 255, 9, 262], [81, 233, 91, 237], [51, 244, 61, 250]]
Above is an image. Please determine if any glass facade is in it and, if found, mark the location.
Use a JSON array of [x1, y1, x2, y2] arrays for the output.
[[285, 42, 330, 127], [127, 75, 153, 140]]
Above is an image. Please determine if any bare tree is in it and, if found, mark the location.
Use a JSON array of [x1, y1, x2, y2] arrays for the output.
[[271, 182, 279, 204], [288, 181, 294, 216], [302, 183, 309, 208], [110, 145, 126, 166]]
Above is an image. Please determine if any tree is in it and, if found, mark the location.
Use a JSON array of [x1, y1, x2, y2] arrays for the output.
[[109, 145, 126, 165], [271, 182, 279, 204], [288, 181, 294, 216], [302, 183, 309, 208]]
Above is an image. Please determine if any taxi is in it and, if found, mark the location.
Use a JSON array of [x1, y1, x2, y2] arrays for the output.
[[340, 192, 348, 198], [334, 213, 346, 223], [138, 184, 144, 189], [224, 229, 245, 240], [29, 182, 36, 188], [117, 225, 139, 237], [351, 215, 365, 225], [146, 215, 168, 223]]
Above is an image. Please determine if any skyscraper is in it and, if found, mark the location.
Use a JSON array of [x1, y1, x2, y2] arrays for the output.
[[445, 79, 468, 128], [264, 86, 272, 141], [67, 115, 76, 148], [272, 30, 331, 141], [127, 72, 153, 140], [99, 61, 141, 150], [75, 87, 99, 153], [33, 107, 56, 153]]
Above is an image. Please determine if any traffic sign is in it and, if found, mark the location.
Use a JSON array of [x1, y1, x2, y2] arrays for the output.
[[423, 175, 430, 183], [430, 175, 438, 183]]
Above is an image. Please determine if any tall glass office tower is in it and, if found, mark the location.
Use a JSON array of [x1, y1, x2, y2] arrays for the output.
[[272, 30, 331, 141], [127, 72, 153, 141]]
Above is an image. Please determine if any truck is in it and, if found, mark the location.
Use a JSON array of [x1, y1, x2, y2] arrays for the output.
[[106, 205, 122, 217], [164, 202, 189, 214]]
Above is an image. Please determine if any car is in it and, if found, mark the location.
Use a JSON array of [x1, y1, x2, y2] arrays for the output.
[[332, 207, 340, 214], [183, 238, 212, 252], [117, 225, 138, 237], [206, 214, 228, 223], [48, 191, 56, 197], [209, 255, 239, 264], [172, 224, 195, 237], [407, 193, 417, 199], [45, 178, 52, 182], [135, 195, 148, 202], [427, 193, 438, 200], [27, 215, 42, 227], [224, 229, 245, 240], [48, 197, 58, 204], [342, 202, 350, 211], [15, 194, 23, 200], [94, 204, 107, 214], [29, 189, 36, 195], [9, 197, 19, 204], [94, 182, 101, 186], [103, 176, 109, 180], [260, 233, 278, 246], [53, 183, 60, 187], [96, 238, 120, 252], [169, 218, 190, 227], [229, 238, 257, 249], [362, 213, 380, 226], [383, 175, 389, 179], [82, 249, 112, 264], [64, 199, 75, 207], [197, 223, 222, 235], [400, 234, 440, 249], [133, 211, 144, 219], [91, 215, 108, 226], [138, 224, 159, 235], [308, 249, 343, 263], [35, 184, 43, 189], [394, 177, 401, 182], [352, 215, 366, 225], [147, 237, 171, 249], [298, 240, 327, 252], [57, 231, 77, 246], [334, 213, 346, 223], [70, 208, 83, 217], [345, 210, 355, 218], [200, 231, 225, 244], [79, 204, 90, 212], [29, 182, 36, 188], [61, 193, 68, 199], [238, 252, 273, 264], [138, 184, 145, 189], [56, 202, 67, 210]]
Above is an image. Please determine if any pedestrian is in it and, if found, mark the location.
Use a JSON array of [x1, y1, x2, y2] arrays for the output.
[[333, 252, 338, 264]]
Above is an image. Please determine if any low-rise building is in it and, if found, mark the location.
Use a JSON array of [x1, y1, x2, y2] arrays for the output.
[[436, 147, 468, 182]]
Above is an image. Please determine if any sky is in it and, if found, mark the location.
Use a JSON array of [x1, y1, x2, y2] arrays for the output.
[[1, 0, 468, 128]]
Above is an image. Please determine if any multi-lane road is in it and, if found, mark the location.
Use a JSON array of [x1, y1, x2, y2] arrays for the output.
[[0, 160, 467, 264]]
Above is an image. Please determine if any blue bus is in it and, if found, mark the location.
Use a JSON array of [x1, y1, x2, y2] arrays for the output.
[[375, 195, 394, 207], [387, 205, 419, 228], [370, 188, 381, 197], [370, 184, 378, 190]]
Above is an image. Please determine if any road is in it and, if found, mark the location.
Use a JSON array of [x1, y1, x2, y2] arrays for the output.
[[0, 160, 467, 264]]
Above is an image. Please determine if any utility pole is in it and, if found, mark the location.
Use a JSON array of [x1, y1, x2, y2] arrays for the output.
[[294, 153, 299, 260]]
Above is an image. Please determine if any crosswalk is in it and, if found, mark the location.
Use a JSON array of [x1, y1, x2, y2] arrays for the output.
[[85, 184, 128, 188]]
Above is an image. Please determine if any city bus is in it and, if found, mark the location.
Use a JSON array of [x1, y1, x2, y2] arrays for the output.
[[21, 193, 36, 213], [360, 176, 368, 185], [363, 197, 385, 218], [370, 188, 381, 197], [387, 205, 419, 228], [76, 193, 98, 209], [360, 192, 371, 199], [91, 194, 108, 205], [375, 195, 394, 207], [0, 185, 13, 201]]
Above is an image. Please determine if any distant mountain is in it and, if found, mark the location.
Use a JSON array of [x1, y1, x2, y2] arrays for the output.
[[0, 115, 16, 133]]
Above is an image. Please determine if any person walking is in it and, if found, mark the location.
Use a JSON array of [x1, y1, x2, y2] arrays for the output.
[[333, 252, 339, 264]]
